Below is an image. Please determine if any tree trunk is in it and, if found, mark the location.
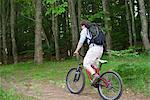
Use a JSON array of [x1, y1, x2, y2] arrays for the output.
[[102, 0, 112, 50], [148, 0, 150, 39], [10, 0, 18, 64], [66, 11, 71, 56], [0, 0, 2, 64], [34, 0, 43, 64], [78, 0, 84, 55], [41, 26, 50, 49], [125, 0, 133, 46], [138, 0, 150, 50], [68, 0, 79, 53], [0, 22, 2, 64], [52, 3, 60, 60], [129, 0, 136, 45], [2, 0, 7, 64], [78, 0, 81, 32]]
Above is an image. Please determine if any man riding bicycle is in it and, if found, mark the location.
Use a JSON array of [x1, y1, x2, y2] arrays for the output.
[[74, 20, 104, 84]]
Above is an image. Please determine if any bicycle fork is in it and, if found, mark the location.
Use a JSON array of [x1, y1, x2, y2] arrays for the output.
[[73, 65, 82, 82]]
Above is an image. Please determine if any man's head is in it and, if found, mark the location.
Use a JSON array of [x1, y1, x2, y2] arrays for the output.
[[80, 20, 88, 29]]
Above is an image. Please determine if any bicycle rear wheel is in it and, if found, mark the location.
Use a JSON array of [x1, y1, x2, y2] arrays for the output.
[[98, 71, 123, 100], [66, 68, 85, 94]]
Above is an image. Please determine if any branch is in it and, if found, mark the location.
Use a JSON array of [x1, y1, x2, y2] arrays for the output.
[[21, 15, 35, 21]]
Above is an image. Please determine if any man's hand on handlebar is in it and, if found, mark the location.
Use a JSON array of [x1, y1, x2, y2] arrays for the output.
[[74, 51, 84, 58], [74, 51, 79, 56]]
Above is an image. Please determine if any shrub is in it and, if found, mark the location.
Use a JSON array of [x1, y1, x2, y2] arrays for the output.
[[108, 48, 139, 57]]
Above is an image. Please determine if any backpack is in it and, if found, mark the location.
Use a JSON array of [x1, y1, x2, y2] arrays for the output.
[[87, 23, 107, 51]]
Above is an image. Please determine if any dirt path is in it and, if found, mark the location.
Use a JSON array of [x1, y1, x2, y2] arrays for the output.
[[1, 78, 150, 100]]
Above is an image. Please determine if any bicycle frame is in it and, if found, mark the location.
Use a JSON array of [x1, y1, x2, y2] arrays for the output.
[[76, 62, 110, 88]]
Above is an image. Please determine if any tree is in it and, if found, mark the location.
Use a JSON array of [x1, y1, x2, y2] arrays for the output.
[[10, 0, 18, 64], [138, 0, 150, 50], [68, 0, 79, 53], [0, 0, 2, 64], [77, 0, 85, 55], [52, 2, 60, 60], [125, 0, 132, 46], [34, 0, 43, 64], [129, 0, 136, 45], [44, 0, 67, 59], [102, 0, 112, 50], [2, 0, 7, 64], [148, 0, 150, 38], [77, 0, 81, 31]]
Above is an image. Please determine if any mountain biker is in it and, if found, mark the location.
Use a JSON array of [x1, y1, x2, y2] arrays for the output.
[[74, 20, 104, 84]]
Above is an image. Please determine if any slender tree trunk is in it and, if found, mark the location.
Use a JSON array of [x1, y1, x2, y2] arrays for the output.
[[2, 0, 7, 64], [148, 0, 150, 39], [78, 0, 81, 32], [129, 0, 136, 45], [102, 0, 112, 50], [66, 11, 71, 56], [138, 0, 150, 50], [0, 21, 2, 64], [52, 3, 60, 60], [34, 0, 43, 64], [41, 26, 50, 49], [78, 0, 84, 55], [125, 0, 133, 46], [68, 0, 79, 53], [10, 0, 18, 64], [0, 0, 2, 64]]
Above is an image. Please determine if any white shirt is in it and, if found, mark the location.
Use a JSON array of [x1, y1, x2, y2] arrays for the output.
[[79, 27, 102, 48], [78, 27, 92, 45]]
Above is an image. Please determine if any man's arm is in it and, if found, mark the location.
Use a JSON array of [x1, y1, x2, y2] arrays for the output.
[[74, 29, 87, 54], [74, 43, 83, 54]]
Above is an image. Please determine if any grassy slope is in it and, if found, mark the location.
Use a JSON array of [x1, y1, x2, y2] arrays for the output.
[[0, 54, 150, 99]]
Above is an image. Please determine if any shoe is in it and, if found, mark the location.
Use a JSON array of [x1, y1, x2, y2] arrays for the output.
[[92, 74, 100, 85]]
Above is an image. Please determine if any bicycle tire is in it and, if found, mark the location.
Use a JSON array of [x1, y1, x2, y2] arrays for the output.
[[66, 68, 85, 94], [98, 71, 123, 100]]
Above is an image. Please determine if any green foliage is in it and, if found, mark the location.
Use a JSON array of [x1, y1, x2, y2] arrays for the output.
[[44, 0, 67, 16], [0, 86, 36, 99], [86, 11, 104, 22], [0, 87, 14, 100], [144, 49, 150, 55], [16, 0, 34, 17], [114, 62, 150, 95], [108, 48, 139, 57], [44, 0, 56, 4]]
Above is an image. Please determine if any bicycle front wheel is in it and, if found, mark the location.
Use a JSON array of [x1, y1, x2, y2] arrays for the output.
[[98, 71, 123, 100], [66, 68, 85, 94]]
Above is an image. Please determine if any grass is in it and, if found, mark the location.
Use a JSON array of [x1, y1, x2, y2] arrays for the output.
[[0, 54, 150, 99], [113, 55, 150, 96], [0, 86, 36, 100]]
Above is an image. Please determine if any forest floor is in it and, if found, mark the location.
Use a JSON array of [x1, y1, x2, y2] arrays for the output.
[[1, 54, 150, 99], [1, 78, 150, 100]]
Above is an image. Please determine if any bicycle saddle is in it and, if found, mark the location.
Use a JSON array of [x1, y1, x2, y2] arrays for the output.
[[97, 59, 108, 64]]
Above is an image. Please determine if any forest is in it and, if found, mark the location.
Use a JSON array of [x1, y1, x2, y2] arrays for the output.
[[0, 0, 150, 99], [0, 0, 149, 64]]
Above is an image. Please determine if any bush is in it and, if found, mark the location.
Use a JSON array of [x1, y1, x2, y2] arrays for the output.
[[108, 49, 139, 57], [0, 86, 15, 100], [113, 63, 150, 94]]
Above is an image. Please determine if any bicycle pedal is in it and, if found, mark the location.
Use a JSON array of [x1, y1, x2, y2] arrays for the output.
[[91, 83, 99, 88]]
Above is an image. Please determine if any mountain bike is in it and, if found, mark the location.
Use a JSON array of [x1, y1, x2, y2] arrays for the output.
[[66, 54, 123, 100]]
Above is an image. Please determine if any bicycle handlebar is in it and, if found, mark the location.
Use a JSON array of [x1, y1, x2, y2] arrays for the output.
[[74, 53, 84, 58], [78, 53, 84, 58]]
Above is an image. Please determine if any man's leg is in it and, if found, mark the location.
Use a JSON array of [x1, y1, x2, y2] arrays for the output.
[[83, 46, 103, 84]]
